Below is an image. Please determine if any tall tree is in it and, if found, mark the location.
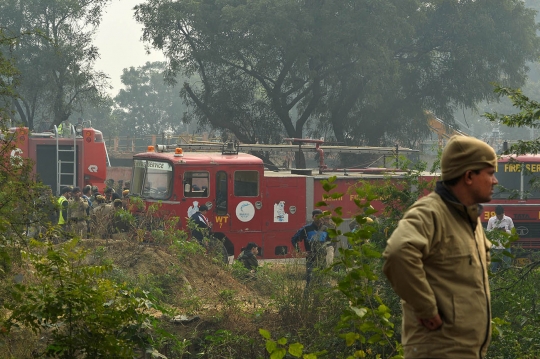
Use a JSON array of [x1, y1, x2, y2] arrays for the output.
[[0, 30, 19, 121], [135, 0, 407, 167], [136, 0, 539, 168], [311, 0, 540, 149], [0, 0, 111, 130], [113, 61, 192, 137]]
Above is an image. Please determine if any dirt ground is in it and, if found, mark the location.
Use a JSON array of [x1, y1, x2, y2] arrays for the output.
[[1, 238, 315, 358], [81, 239, 258, 298], [77, 239, 292, 335]]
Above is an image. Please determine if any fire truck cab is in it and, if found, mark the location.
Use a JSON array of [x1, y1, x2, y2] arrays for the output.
[[131, 144, 307, 258]]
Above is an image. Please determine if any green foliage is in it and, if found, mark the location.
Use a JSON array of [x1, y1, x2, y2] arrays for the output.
[[170, 235, 204, 261], [197, 329, 255, 358], [3, 239, 176, 358], [355, 157, 437, 249], [488, 262, 540, 358], [0, 0, 110, 129], [218, 289, 238, 309], [136, 0, 539, 156], [484, 86, 540, 155], [185, 217, 228, 263], [128, 197, 191, 245], [260, 329, 320, 359], [319, 177, 403, 359], [483, 86, 540, 357], [0, 128, 48, 275], [0, 30, 19, 118], [230, 258, 251, 279], [113, 61, 194, 136], [176, 285, 204, 315], [485, 228, 519, 269]]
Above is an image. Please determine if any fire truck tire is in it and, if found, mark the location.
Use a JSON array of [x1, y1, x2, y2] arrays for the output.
[[212, 233, 234, 257]]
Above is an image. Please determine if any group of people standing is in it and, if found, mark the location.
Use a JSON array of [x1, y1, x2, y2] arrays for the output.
[[187, 206, 334, 279], [57, 184, 129, 238]]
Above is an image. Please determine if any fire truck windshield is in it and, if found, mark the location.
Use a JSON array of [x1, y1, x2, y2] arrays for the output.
[[131, 159, 173, 200], [494, 161, 540, 199]]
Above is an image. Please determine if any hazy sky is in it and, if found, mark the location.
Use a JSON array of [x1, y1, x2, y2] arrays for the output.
[[94, 0, 165, 96]]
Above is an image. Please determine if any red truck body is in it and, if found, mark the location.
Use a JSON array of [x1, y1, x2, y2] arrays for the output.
[[481, 154, 540, 248], [8, 127, 108, 194], [131, 145, 423, 258]]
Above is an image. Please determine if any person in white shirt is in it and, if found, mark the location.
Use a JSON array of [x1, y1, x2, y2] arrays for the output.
[[486, 205, 514, 271]]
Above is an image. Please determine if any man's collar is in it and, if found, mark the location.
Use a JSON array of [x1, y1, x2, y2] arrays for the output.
[[435, 181, 481, 225]]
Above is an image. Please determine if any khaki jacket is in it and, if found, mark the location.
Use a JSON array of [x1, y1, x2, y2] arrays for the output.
[[383, 183, 491, 359], [68, 197, 89, 220]]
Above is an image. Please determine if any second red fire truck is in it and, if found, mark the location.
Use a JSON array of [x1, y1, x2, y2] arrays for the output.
[[481, 154, 540, 249], [7, 124, 109, 194]]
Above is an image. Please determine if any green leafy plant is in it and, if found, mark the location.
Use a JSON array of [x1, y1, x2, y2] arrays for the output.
[[318, 177, 403, 359], [3, 239, 176, 358], [260, 329, 321, 359]]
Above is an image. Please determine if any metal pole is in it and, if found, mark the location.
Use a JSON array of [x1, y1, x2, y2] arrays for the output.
[[54, 125, 59, 195], [72, 124, 76, 187]]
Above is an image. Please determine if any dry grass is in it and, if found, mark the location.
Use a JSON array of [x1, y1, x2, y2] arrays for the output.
[[0, 238, 342, 358]]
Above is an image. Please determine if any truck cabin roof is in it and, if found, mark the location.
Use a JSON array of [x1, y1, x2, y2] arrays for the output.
[[133, 151, 264, 167]]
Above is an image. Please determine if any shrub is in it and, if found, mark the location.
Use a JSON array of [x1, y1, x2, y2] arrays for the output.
[[2, 239, 178, 358]]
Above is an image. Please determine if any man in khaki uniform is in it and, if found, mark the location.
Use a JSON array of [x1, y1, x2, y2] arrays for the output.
[[90, 195, 113, 238], [383, 136, 497, 359], [68, 187, 89, 238]]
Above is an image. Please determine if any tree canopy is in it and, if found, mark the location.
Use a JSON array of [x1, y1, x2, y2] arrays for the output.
[[135, 0, 540, 167], [0, 30, 19, 121], [0, 0, 111, 130], [113, 61, 191, 137]]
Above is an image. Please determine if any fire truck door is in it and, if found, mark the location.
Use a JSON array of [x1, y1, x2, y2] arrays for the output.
[[227, 170, 263, 234], [213, 171, 230, 230]]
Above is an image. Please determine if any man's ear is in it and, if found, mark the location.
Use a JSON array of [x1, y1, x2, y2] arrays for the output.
[[463, 170, 474, 185]]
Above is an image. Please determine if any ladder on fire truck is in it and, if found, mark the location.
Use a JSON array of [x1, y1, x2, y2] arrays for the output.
[[53, 124, 77, 195], [159, 140, 418, 155], [427, 114, 469, 147], [155, 138, 419, 174]]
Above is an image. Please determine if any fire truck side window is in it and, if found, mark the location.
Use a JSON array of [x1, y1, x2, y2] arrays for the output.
[[132, 160, 146, 196], [234, 171, 258, 196], [184, 172, 209, 198], [216, 171, 228, 216]]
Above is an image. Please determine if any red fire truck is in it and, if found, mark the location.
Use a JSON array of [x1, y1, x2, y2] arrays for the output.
[[481, 154, 540, 248], [130, 141, 419, 258], [7, 124, 109, 194]]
